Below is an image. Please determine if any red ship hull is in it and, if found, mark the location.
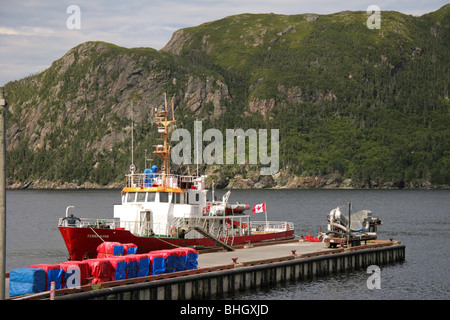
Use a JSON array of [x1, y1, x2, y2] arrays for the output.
[[59, 226, 295, 261]]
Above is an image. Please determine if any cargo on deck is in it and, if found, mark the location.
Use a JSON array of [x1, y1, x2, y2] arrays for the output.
[[9, 268, 47, 297], [96, 242, 124, 258], [87, 259, 113, 284], [28, 264, 63, 290], [60, 260, 90, 287], [108, 257, 127, 281]]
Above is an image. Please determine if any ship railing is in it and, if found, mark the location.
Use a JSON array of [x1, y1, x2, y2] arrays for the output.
[[125, 173, 202, 189], [58, 217, 165, 237], [118, 220, 155, 237], [251, 221, 294, 233], [58, 216, 293, 237], [171, 215, 252, 239], [58, 217, 120, 229], [118, 220, 194, 237]]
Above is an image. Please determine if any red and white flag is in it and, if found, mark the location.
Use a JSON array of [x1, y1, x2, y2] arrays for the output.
[[252, 202, 266, 213]]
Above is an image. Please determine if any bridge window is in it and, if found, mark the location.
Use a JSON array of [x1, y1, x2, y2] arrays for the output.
[[136, 192, 146, 202], [147, 193, 156, 202], [159, 192, 169, 203], [127, 192, 136, 202], [173, 193, 183, 204]]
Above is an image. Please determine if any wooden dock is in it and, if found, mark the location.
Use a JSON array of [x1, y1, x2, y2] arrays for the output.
[[9, 239, 405, 300]]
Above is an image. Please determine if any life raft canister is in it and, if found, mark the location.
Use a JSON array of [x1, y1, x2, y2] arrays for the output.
[[202, 203, 211, 216]]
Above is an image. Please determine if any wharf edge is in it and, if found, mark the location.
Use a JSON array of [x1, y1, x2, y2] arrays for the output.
[[13, 240, 405, 300]]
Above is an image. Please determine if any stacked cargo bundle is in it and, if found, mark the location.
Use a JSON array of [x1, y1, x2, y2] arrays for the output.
[[9, 268, 47, 297], [87, 258, 113, 284], [59, 260, 90, 288], [176, 248, 199, 270], [151, 250, 178, 273], [96, 242, 124, 258], [170, 248, 188, 272], [108, 257, 127, 281], [8, 243, 199, 298], [147, 252, 166, 275], [123, 243, 138, 255], [150, 248, 199, 272], [28, 264, 63, 290], [124, 255, 139, 279], [134, 254, 151, 277]]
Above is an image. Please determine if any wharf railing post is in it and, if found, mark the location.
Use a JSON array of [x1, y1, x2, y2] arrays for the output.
[[0, 88, 7, 300], [50, 282, 56, 300], [347, 202, 352, 248]]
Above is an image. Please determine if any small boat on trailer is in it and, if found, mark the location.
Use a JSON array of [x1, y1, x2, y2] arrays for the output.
[[58, 99, 294, 261]]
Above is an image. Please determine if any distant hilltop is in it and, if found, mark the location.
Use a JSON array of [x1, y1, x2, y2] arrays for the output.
[[4, 5, 450, 189]]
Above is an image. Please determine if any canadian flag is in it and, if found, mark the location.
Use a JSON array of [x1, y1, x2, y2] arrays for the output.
[[252, 202, 266, 213]]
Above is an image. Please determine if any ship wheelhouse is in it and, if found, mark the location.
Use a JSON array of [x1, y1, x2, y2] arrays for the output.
[[114, 171, 209, 238]]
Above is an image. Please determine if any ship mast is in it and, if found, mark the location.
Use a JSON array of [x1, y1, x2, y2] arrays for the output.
[[153, 94, 176, 178]]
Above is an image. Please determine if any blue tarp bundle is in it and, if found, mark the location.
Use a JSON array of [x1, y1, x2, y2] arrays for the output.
[[113, 246, 124, 256], [170, 248, 198, 271], [135, 254, 150, 277], [125, 256, 139, 279], [123, 243, 138, 255], [172, 250, 188, 272], [148, 253, 165, 275], [163, 253, 178, 273], [186, 250, 199, 270], [176, 256, 188, 271], [9, 268, 46, 297], [166, 256, 177, 273], [28, 264, 63, 290], [151, 250, 180, 273], [109, 257, 127, 281], [97, 242, 124, 258]]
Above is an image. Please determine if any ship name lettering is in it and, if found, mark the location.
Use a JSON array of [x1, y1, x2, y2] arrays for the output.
[[87, 234, 109, 239]]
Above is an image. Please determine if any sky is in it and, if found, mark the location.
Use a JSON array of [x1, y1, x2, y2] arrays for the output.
[[0, 0, 448, 86]]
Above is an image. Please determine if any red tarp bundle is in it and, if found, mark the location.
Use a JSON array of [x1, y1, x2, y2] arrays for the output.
[[96, 242, 124, 258], [108, 257, 127, 281], [124, 255, 139, 279], [122, 243, 138, 255], [87, 259, 113, 284], [133, 254, 151, 277], [173, 247, 198, 270], [150, 250, 178, 273], [166, 248, 188, 272], [28, 264, 63, 290], [59, 261, 90, 287], [147, 252, 165, 275]]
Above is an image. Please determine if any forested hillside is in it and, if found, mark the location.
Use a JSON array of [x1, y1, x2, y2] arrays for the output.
[[4, 5, 450, 189]]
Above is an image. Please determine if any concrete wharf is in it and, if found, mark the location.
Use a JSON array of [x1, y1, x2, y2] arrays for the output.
[[7, 238, 405, 300]]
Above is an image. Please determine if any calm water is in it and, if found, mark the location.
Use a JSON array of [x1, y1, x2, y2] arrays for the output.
[[5, 189, 450, 300]]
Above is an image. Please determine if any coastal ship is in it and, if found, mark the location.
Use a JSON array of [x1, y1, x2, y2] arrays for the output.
[[58, 99, 295, 261]]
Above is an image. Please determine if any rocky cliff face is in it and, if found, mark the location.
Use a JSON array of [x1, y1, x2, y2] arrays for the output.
[[5, 40, 238, 187], [4, 6, 450, 189]]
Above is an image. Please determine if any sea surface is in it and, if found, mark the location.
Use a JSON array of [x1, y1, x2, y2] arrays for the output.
[[5, 188, 450, 300]]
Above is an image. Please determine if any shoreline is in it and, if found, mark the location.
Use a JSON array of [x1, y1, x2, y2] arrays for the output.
[[7, 179, 449, 191]]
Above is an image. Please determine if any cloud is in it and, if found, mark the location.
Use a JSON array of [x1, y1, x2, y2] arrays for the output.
[[0, 26, 56, 37]]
